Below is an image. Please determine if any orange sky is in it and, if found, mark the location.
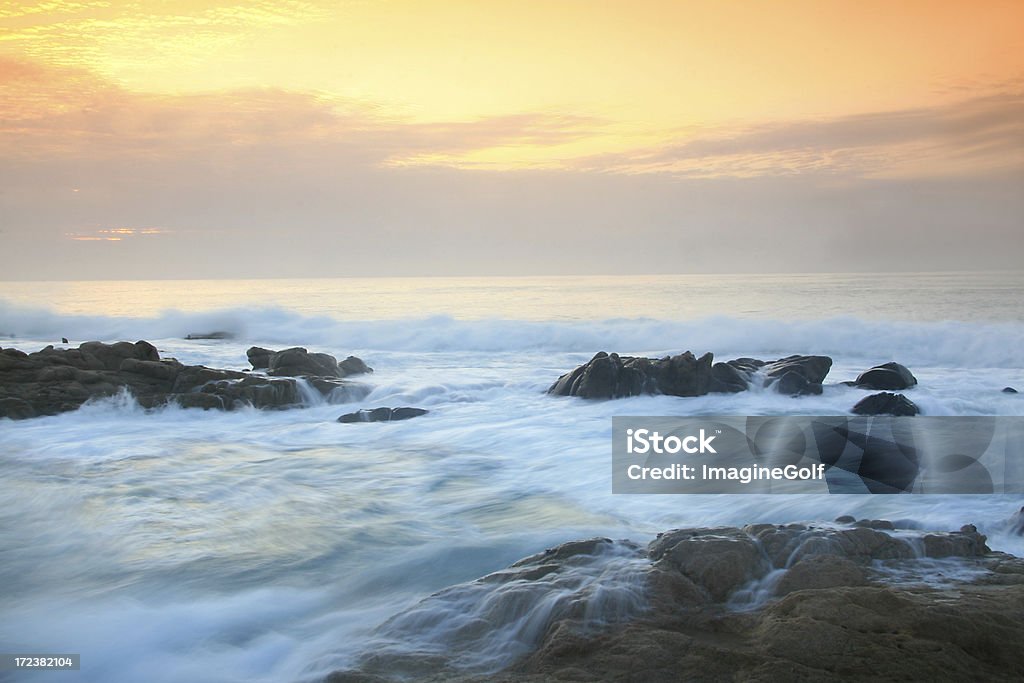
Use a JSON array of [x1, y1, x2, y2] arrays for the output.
[[1, 1, 1022, 278], [3, 0, 1022, 170]]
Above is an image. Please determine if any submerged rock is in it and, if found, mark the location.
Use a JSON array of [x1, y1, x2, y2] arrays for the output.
[[854, 361, 918, 390], [851, 391, 920, 416], [337, 407, 429, 423], [1003, 386, 1019, 394]]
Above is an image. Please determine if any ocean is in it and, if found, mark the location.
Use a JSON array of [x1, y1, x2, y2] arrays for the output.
[[2, 272, 1023, 682]]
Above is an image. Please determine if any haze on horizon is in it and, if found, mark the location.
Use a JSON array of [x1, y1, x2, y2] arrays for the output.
[[1, 0, 1022, 280]]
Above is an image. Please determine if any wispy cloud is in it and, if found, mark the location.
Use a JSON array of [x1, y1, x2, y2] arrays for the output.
[[581, 89, 1024, 179]]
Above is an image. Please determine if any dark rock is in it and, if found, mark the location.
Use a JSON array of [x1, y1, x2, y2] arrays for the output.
[[1010, 508, 1024, 535], [267, 347, 342, 377], [247, 346, 373, 378], [185, 331, 234, 340], [852, 392, 920, 416], [337, 407, 429, 423], [548, 350, 713, 399], [0, 396, 36, 419], [709, 359, 760, 393], [246, 346, 274, 369], [834, 515, 856, 524], [855, 361, 918, 390], [1003, 386, 1019, 394], [763, 355, 832, 395], [0, 340, 334, 419], [774, 370, 823, 396], [61, 337, 68, 344], [339, 355, 373, 376]]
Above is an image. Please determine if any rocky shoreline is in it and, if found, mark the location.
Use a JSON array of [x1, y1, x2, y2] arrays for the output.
[[326, 519, 1024, 682]]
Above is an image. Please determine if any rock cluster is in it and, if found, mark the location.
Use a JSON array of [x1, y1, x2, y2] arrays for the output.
[[548, 352, 932, 416], [0, 341, 372, 419], [327, 521, 1024, 683]]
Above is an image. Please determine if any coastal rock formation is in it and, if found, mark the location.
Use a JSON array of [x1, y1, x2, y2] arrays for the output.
[[326, 521, 1024, 683], [854, 361, 918, 390], [337, 407, 429, 423], [547, 351, 714, 399], [852, 391, 920, 416], [244, 346, 373, 378], [0, 341, 371, 419], [548, 352, 832, 399]]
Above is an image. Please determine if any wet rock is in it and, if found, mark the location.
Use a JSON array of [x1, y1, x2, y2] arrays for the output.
[[1003, 386, 1019, 394], [763, 355, 833, 395], [246, 346, 274, 369], [709, 358, 762, 393], [548, 350, 713, 399], [649, 528, 766, 601], [337, 407, 429, 423], [855, 361, 918, 390], [267, 346, 344, 377], [185, 331, 233, 340], [0, 340, 347, 419], [851, 391, 920, 416], [774, 555, 867, 596]]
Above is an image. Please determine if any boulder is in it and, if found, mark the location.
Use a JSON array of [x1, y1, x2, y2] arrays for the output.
[[267, 347, 342, 377], [337, 407, 428, 423], [1003, 387, 1019, 394], [763, 355, 832, 395], [855, 361, 918, 390], [246, 346, 274, 369], [548, 350, 713, 399], [709, 358, 762, 393], [852, 392, 920, 416]]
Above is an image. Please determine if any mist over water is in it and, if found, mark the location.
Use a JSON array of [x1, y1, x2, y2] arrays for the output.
[[1, 273, 1023, 682]]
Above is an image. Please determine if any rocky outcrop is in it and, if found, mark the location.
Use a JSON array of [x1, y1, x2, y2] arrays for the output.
[[244, 346, 372, 378], [547, 351, 713, 399], [327, 521, 1024, 683], [549, 352, 832, 399], [854, 361, 918, 390], [337, 407, 429, 423], [0, 341, 371, 419], [762, 354, 833, 396], [852, 391, 920, 416]]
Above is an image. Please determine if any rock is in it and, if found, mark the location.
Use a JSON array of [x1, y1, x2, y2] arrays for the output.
[[548, 350, 713, 399], [763, 355, 832, 395], [774, 370, 822, 396], [855, 361, 918, 390], [649, 528, 766, 601], [337, 407, 429, 423], [1010, 508, 1024, 535], [267, 347, 342, 377], [326, 523, 1024, 683], [851, 391, 920, 416], [246, 346, 274, 369], [339, 355, 373, 376], [1003, 386, 1019, 394], [709, 358, 762, 393], [0, 396, 36, 419], [0, 340, 346, 419], [774, 554, 867, 596], [246, 346, 373, 378], [185, 331, 234, 340]]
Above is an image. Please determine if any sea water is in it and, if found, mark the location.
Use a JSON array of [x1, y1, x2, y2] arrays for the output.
[[1, 273, 1023, 681]]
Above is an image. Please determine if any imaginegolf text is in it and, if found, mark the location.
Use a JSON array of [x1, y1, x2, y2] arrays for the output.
[[626, 463, 827, 485]]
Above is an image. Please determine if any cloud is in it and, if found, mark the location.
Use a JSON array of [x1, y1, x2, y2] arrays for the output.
[[585, 89, 1024, 179]]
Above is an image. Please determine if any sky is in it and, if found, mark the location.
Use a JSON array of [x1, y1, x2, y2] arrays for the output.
[[1, 0, 1022, 279]]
